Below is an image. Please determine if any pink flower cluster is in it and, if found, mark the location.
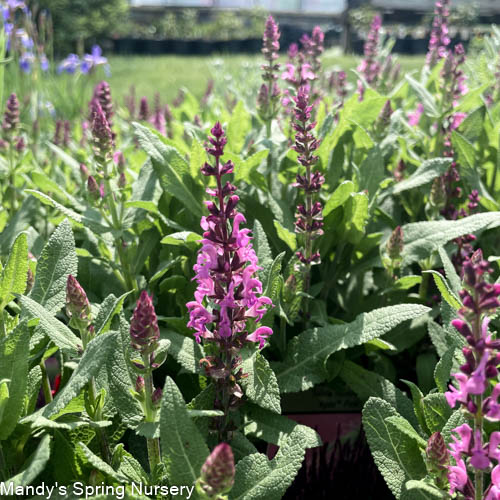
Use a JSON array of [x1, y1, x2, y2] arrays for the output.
[[426, 0, 451, 67], [187, 122, 273, 349], [357, 14, 382, 100], [444, 250, 500, 498]]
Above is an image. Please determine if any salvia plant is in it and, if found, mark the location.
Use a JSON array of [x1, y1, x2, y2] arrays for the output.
[[0, 0, 499, 498]]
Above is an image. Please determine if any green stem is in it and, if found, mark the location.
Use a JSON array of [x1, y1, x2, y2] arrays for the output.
[[39, 361, 53, 404], [280, 316, 287, 357], [418, 272, 430, 303], [147, 437, 161, 476], [142, 353, 161, 473], [8, 146, 16, 213], [0, 442, 7, 480], [0, 309, 6, 339]]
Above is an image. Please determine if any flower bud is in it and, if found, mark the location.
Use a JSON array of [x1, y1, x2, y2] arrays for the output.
[[152, 387, 162, 406], [90, 100, 113, 162], [426, 432, 449, 469], [130, 291, 160, 353], [138, 97, 149, 121], [80, 163, 90, 181], [135, 375, 145, 393], [386, 226, 404, 262], [66, 275, 92, 331], [2, 93, 20, 134], [430, 176, 446, 208], [197, 443, 235, 499], [87, 175, 100, 200], [118, 172, 126, 189]]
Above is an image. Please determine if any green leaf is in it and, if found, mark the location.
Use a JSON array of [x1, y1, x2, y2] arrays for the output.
[[437, 247, 461, 296], [441, 410, 466, 444], [434, 347, 456, 393], [423, 271, 461, 310], [107, 320, 142, 428], [189, 138, 205, 179], [385, 416, 427, 447], [404, 479, 446, 498], [427, 319, 464, 358], [421, 394, 452, 433], [29, 219, 78, 314], [227, 101, 251, 154], [234, 150, 269, 185], [243, 403, 321, 448], [241, 350, 281, 414], [94, 291, 133, 336], [0, 321, 29, 439], [78, 442, 125, 482], [134, 122, 204, 217], [359, 147, 384, 199], [31, 332, 115, 421], [253, 219, 273, 281], [26, 190, 110, 235], [163, 330, 205, 374], [405, 75, 439, 117], [275, 304, 430, 393], [401, 380, 428, 435], [343, 192, 369, 244], [230, 428, 307, 500], [160, 376, 209, 485], [382, 158, 452, 197], [273, 220, 296, 251], [0, 231, 28, 308], [263, 251, 285, 301], [459, 106, 485, 143], [401, 212, 500, 266], [323, 180, 355, 217], [161, 231, 202, 246], [4, 434, 51, 488], [19, 295, 81, 354], [341, 361, 418, 428], [363, 397, 427, 499]]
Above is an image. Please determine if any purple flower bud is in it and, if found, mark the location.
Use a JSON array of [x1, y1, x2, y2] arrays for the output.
[[80, 163, 89, 181], [152, 387, 162, 406], [130, 291, 160, 353], [3, 93, 20, 134], [63, 120, 71, 147], [87, 175, 100, 200], [15, 136, 25, 152], [426, 432, 449, 469], [66, 275, 92, 331], [199, 443, 235, 498], [387, 226, 404, 261], [90, 100, 113, 161], [93, 81, 113, 129], [135, 375, 145, 393], [118, 172, 126, 189], [138, 97, 149, 121]]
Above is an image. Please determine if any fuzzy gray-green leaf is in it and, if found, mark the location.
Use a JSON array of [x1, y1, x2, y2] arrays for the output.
[[0, 231, 28, 308]]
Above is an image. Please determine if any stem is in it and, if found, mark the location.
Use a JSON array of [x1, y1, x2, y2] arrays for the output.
[[418, 272, 430, 303], [280, 316, 287, 357], [142, 353, 161, 473], [0, 442, 7, 480], [39, 361, 53, 404], [8, 145, 16, 213], [0, 309, 6, 339]]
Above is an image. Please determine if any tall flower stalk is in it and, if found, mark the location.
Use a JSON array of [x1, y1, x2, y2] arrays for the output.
[[292, 86, 323, 312], [66, 275, 111, 463], [88, 93, 137, 294], [444, 250, 500, 499], [357, 14, 382, 100], [426, 0, 451, 68], [187, 122, 273, 441], [129, 291, 163, 474], [257, 15, 281, 134]]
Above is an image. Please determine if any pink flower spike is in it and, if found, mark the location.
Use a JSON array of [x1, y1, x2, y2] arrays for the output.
[[448, 458, 468, 495], [247, 326, 273, 349]]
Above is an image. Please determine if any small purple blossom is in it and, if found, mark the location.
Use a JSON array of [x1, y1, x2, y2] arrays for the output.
[[426, 0, 451, 67], [58, 53, 80, 74], [81, 45, 107, 74]]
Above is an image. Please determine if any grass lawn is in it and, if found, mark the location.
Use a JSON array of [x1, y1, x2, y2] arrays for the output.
[[104, 49, 425, 104]]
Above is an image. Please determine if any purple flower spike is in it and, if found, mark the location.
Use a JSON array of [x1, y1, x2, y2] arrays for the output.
[[2, 93, 20, 134], [130, 291, 160, 353], [426, 0, 451, 67], [199, 443, 235, 498], [138, 97, 149, 121], [90, 100, 113, 162], [357, 14, 382, 100], [93, 81, 114, 129], [292, 86, 323, 271]]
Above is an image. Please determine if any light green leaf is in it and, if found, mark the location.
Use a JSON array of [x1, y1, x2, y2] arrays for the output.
[[134, 122, 204, 217], [323, 180, 355, 217], [0, 321, 29, 439], [341, 361, 418, 428], [275, 304, 430, 393], [0, 231, 28, 309], [253, 219, 273, 281], [227, 101, 252, 154], [437, 247, 461, 295], [406, 75, 439, 117], [31, 332, 114, 420], [78, 442, 125, 482], [161, 231, 202, 246], [243, 403, 321, 448], [363, 397, 427, 499], [385, 416, 427, 447], [189, 138, 205, 179], [164, 330, 205, 374], [434, 347, 456, 393], [343, 192, 369, 244], [382, 158, 452, 197], [160, 377, 209, 485], [94, 291, 133, 336], [273, 220, 296, 251], [404, 480, 446, 498], [401, 212, 500, 266], [241, 351, 281, 414], [423, 270, 461, 310], [230, 428, 307, 500], [29, 219, 78, 314], [422, 394, 452, 433], [19, 295, 80, 354], [234, 150, 269, 184]]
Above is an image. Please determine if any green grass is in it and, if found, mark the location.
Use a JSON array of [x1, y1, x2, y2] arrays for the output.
[[104, 49, 425, 104]]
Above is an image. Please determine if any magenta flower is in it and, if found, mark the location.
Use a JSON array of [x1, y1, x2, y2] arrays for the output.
[[408, 103, 424, 126], [130, 291, 160, 353], [485, 465, 500, 499], [426, 0, 451, 67], [448, 458, 468, 495]]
